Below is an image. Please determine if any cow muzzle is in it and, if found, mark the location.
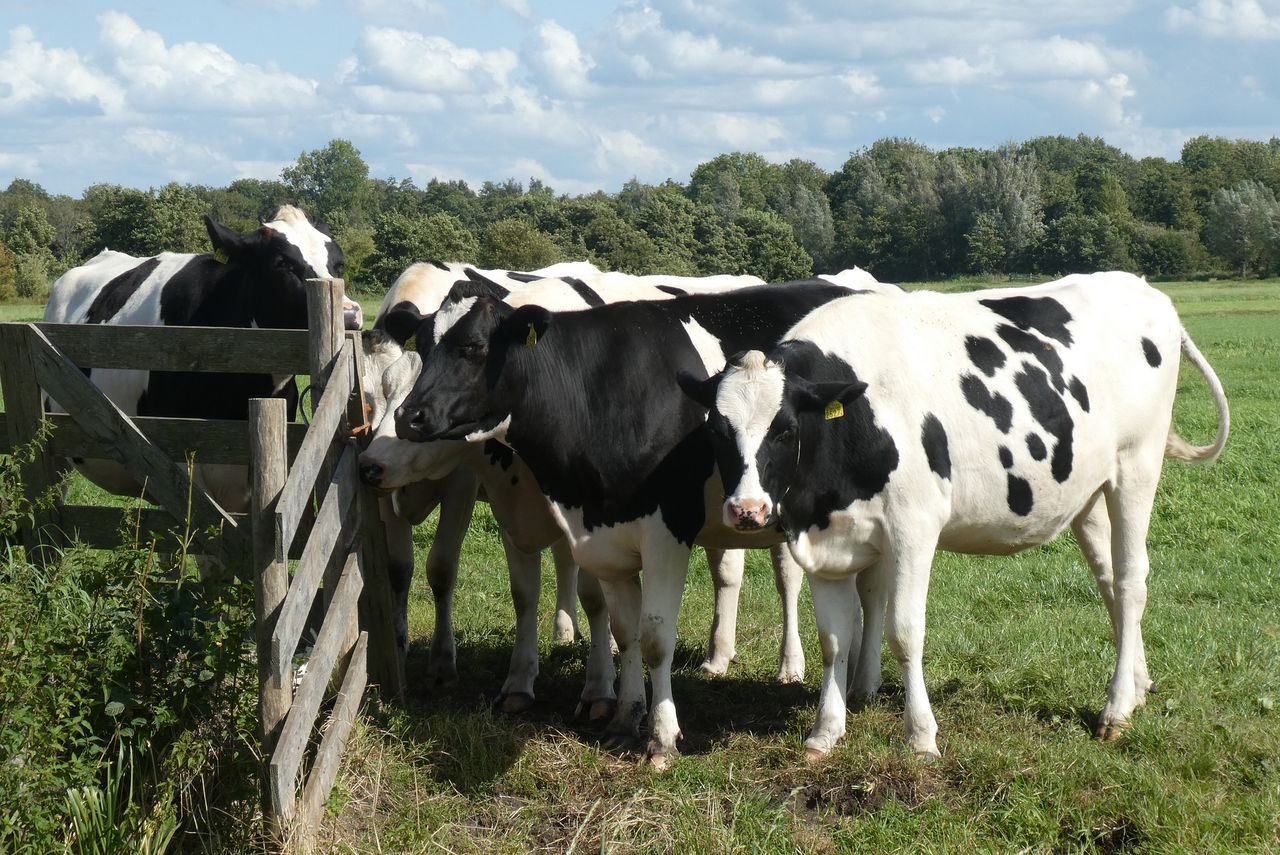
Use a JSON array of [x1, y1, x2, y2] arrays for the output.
[[724, 497, 774, 531]]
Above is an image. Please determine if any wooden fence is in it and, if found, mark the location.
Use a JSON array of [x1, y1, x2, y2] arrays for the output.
[[0, 279, 401, 850]]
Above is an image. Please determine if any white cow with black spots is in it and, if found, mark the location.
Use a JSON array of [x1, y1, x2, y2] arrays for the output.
[[683, 272, 1229, 760]]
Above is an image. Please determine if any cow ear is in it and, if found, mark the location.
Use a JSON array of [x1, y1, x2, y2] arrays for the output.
[[447, 276, 509, 303], [381, 301, 427, 348], [461, 267, 511, 299], [677, 370, 723, 410], [791, 377, 868, 417], [204, 215, 249, 263], [497, 304, 552, 349]]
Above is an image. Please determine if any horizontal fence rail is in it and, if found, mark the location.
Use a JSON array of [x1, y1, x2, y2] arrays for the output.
[[35, 323, 312, 374]]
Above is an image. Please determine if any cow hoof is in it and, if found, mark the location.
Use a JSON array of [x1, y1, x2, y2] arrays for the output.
[[803, 746, 827, 763], [644, 749, 676, 771], [776, 667, 804, 685], [603, 731, 640, 753], [1094, 720, 1128, 742], [914, 749, 942, 764], [575, 697, 616, 723], [499, 692, 535, 715], [699, 655, 734, 676]]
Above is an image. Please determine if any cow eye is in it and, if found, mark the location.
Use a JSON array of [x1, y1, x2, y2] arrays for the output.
[[772, 426, 795, 443], [461, 341, 486, 359]]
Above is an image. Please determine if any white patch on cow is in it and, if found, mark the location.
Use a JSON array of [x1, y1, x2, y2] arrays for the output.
[[263, 204, 334, 279], [715, 351, 786, 520], [434, 296, 478, 343], [681, 318, 726, 375], [466, 414, 511, 444]]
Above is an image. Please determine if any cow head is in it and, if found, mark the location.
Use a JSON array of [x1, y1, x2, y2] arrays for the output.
[[203, 205, 348, 330], [681, 349, 865, 532], [394, 285, 550, 443]]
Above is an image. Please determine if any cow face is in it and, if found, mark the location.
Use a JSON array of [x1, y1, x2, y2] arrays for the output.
[[684, 349, 865, 532], [395, 293, 546, 443], [203, 205, 347, 330]]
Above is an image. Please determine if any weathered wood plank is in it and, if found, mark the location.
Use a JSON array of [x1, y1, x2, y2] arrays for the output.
[[356, 481, 405, 701], [299, 631, 367, 832], [250, 397, 292, 824], [0, 412, 308, 464], [271, 446, 358, 687], [36, 324, 311, 374], [0, 324, 64, 563], [268, 549, 363, 822], [275, 341, 353, 559], [24, 324, 248, 568], [58, 504, 247, 551]]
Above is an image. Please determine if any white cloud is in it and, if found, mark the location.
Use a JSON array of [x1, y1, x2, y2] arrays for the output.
[[353, 26, 517, 93], [0, 25, 125, 115], [838, 69, 882, 99], [926, 105, 947, 123], [97, 12, 318, 113], [1166, 0, 1280, 39], [593, 129, 667, 175], [908, 53, 997, 85], [526, 20, 595, 97]]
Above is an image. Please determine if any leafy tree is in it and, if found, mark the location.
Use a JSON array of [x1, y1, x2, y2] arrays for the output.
[[733, 209, 812, 280], [138, 183, 209, 253], [82, 185, 155, 256], [4, 202, 55, 256], [479, 218, 560, 270], [421, 179, 481, 229], [281, 139, 370, 220], [369, 210, 480, 285], [966, 212, 1006, 273], [1132, 157, 1200, 231], [1034, 212, 1130, 273], [1128, 223, 1202, 277], [1203, 180, 1280, 276], [0, 241, 16, 301]]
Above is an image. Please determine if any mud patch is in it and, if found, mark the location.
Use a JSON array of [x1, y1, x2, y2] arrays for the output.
[[784, 758, 948, 819], [1062, 815, 1144, 854]]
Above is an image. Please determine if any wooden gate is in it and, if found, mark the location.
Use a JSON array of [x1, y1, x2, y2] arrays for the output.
[[0, 279, 401, 848]]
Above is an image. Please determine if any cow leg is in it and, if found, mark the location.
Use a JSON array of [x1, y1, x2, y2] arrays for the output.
[[572, 557, 617, 723], [424, 470, 480, 686], [1072, 490, 1154, 699], [379, 496, 415, 668], [496, 528, 541, 713], [803, 573, 861, 758], [771, 545, 806, 683], [551, 537, 581, 643], [1096, 459, 1161, 741], [849, 560, 889, 706], [601, 575, 646, 751], [885, 547, 940, 760], [700, 547, 743, 675], [639, 538, 694, 769]]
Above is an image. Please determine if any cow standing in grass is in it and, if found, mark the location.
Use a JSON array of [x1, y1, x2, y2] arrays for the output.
[[681, 272, 1230, 760], [42, 205, 353, 513]]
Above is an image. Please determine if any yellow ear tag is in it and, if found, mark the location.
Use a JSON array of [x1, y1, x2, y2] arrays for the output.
[[526, 324, 538, 347], [824, 400, 844, 420], [404, 334, 416, 352], [213, 248, 229, 264]]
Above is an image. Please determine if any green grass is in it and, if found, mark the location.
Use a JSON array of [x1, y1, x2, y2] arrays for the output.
[[3, 280, 1278, 852]]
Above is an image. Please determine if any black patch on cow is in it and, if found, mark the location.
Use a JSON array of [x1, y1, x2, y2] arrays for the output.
[[505, 270, 541, 283], [996, 323, 1066, 391], [562, 277, 605, 307], [1026, 432, 1047, 461], [428, 260, 450, 271], [326, 238, 345, 279], [1142, 337, 1162, 367], [998, 445, 1013, 469], [960, 373, 1013, 433], [84, 258, 161, 323], [1007, 473, 1033, 516], [964, 335, 1005, 377], [1068, 376, 1090, 412], [1014, 362, 1074, 483], [484, 439, 515, 471], [657, 285, 688, 297], [921, 413, 950, 479], [980, 296, 1074, 346], [764, 339, 899, 535]]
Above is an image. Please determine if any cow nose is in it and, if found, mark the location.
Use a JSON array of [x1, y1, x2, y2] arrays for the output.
[[725, 497, 772, 530], [394, 405, 426, 440], [358, 458, 384, 486]]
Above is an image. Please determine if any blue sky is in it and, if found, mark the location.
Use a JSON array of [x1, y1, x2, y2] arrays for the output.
[[1, 0, 1277, 197]]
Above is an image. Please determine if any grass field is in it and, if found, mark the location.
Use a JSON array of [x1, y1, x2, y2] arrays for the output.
[[3, 279, 1277, 852]]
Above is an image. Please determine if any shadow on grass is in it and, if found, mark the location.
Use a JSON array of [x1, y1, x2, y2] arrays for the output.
[[391, 632, 830, 790]]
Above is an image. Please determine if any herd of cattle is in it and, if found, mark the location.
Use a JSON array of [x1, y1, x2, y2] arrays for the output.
[[41, 206, 1230, 767]]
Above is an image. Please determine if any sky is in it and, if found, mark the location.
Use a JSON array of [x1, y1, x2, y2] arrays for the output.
[[1, 0, 1277, 198]]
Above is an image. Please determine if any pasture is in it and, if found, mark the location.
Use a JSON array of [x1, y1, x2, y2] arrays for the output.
[[2, 279, 1277, 852]]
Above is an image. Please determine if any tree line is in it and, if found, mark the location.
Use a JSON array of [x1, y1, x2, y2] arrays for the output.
[[2, 133, 1279, 300]]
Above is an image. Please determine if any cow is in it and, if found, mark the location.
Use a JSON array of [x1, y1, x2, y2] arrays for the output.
[[679, 272, 1230, 761], [42, 205, 351, 514], [392, 279, 864, 767]]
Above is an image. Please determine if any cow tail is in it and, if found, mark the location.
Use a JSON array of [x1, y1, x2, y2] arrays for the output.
[[1165, 326, 1230, 464]]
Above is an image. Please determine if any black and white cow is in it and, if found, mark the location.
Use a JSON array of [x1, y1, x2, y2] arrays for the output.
[[681, 272, 1230, 760], [43, 205, 352, 513], [392, 279, 863, 767]]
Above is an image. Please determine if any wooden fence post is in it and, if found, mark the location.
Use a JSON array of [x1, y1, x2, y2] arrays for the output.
[[0, 324, 64, 564], [249, 396, 291, 825]]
